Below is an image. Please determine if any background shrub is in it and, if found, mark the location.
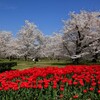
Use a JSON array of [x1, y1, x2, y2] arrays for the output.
[[0, 62, 17, 72]]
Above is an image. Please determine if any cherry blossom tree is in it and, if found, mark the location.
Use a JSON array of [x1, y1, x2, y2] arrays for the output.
[[0, 31, 13, 59], [6, 38, 21, 60], [63, 11, 100, 64], [40, 33, 65, 60], [17, 20, 44, 60]]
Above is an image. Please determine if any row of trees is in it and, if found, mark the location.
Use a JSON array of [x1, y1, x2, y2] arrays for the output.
[[0, 11, 100, 63]]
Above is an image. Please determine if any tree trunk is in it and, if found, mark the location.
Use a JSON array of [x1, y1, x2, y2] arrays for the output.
[[72, 26, 83, 64], [9, 56, 12, 61], [92, 48, 98, 63], [24, 55, 27, 61], [72, 58, 79, 64]]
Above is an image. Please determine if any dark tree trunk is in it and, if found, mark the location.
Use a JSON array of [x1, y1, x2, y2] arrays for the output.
[[9, 56, 12, 61], [72, 26, 83, 64], [72, 58, 79, 64], [73, 40, 81, 64], [92, 48, 98, 63], [24, 55, 27, 61]]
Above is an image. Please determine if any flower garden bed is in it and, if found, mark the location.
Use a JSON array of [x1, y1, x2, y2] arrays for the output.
[[0, 65, 100, 99]]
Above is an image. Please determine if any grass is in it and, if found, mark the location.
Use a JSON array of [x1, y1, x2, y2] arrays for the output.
[[12, 59, 69, 70], [1, 59, 100, 70]]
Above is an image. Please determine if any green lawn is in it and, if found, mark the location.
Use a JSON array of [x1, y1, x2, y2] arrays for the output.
[[12, 59, 69, 70], [1, 59, 99, 70]]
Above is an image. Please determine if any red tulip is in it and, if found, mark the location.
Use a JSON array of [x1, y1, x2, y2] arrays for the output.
[[73, 95, 79, 99]]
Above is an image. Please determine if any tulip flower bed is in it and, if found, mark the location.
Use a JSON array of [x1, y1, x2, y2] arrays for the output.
[[0, 65, 100, 100]]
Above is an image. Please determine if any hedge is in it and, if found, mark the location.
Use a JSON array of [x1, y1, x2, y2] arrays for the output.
[[0, 62, 17, 72]]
